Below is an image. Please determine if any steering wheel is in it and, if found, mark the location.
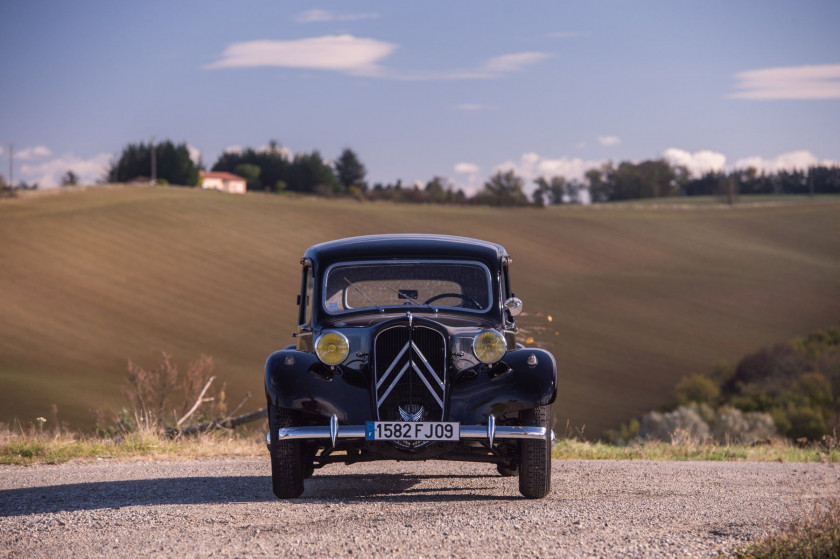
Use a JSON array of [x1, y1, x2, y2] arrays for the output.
[[422, 293, 482, 309]]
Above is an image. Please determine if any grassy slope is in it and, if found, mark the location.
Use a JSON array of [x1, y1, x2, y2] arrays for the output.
[[1, 187, 839, 435]]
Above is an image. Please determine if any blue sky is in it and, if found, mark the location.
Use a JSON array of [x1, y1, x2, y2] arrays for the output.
[[1, 1, 838, 190]]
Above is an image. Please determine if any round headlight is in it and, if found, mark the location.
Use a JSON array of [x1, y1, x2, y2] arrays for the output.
[[472, 329, 507, 364], [315, 331, 350, 366]]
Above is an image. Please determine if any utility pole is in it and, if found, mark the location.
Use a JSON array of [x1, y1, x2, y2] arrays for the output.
[[809, 167, 814, 198], [150, 136, 157, 185], [8, 144, 12, 189]]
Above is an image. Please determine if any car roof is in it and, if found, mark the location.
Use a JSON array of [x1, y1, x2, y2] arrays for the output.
[[303, 234, 508, 268]]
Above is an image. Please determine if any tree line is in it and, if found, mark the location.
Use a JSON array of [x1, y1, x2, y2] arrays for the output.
[[104, 139, 840, 206]]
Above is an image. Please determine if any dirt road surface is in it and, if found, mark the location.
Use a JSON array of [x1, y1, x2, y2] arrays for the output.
[[2, 458, 838, 558]]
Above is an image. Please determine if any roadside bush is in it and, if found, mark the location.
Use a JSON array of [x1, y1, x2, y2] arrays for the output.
[[638, 404, 776, 444], [710, 407, 776, 444], [639, 406, 710, 443]]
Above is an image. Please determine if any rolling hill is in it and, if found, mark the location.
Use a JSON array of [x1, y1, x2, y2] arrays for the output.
[[1, 186, 839, 436]]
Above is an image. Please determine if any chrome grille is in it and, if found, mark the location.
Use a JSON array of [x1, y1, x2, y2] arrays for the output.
[[374, 325, 447, 422]]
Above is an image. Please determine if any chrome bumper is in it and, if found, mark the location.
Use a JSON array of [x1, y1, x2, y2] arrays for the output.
[[266, 413, 556, 447]]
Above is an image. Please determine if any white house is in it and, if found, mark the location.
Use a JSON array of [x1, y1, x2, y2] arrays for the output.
[[200, 171, 247, 194]]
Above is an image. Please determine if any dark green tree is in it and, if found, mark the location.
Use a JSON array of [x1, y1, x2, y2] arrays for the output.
[[234, 164, 261, 190], [108, 141, 200, 186], [473, 170, 530, 206], [211, 142, 290, 192], [424, 176, 448, 203], [335, 148, 367, 192], [61, 170, 78, 187], [287, 151, 339, 194]]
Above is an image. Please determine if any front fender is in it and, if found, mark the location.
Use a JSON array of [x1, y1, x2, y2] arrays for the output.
[[264, 350, 372, 424], [448, 348, 557, 424]]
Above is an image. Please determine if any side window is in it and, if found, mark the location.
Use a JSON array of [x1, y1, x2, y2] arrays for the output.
[[298, 266, 314, 326]]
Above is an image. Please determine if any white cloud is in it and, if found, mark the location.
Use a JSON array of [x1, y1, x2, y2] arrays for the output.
[[494, 152, 605, 193], [19, 153, 112, 188], [598, 135, 621, 147], [15, 145, 52, 160], [224, 145, 243, 155], [733, 150, 839, 173], [187, 144, 201, 165], [453, 162, 481, 195], [295, 9, 380, 23], [206, 35, 398, 76], [483, 52, 552, 73], [729, 64, 840, 100], [662, 148, 727, 178], [452, 103, 494, 111], [454, 162, 480, 175]]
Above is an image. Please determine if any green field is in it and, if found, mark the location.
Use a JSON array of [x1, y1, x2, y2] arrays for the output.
[[1, 186, 838, 436]]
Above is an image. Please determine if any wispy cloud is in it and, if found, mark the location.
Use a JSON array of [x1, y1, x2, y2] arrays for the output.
[[729, 64, 840, 100], [483, 52, 552, 73], [598, 135, 621, 147], [206, 35, 398, 76], [663, 148, 727, 178], [15, 145, 52, 160], [295, 9, 380, 24], [19, 152, 112, 188], [392, 51, 552, 81], [208, 37, 551, 81], [452, 103, 494, 111]]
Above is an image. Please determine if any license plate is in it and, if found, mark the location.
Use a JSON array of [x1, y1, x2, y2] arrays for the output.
[[365, 421, 460, 441]]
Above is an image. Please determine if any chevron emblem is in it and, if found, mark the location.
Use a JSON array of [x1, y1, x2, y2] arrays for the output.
[[399, 405, 424, 422]]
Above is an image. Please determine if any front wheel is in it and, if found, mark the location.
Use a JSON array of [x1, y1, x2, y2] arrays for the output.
[[518, 405, 552, 499], [268, 404, 304, 498]]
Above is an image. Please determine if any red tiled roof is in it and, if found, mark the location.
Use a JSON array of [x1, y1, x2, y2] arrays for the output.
[[201, 171, 245, 181]]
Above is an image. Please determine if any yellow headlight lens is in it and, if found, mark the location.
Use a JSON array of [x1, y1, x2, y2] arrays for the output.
[[315, 331, 350, 366], [472, 330, 507, 364]]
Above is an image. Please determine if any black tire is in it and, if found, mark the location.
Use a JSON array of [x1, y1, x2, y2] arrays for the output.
[[268, 404, 304, 498], [301, 445, 316, 479], [497, 463, 517, 477], [518, 405, 552, 499]]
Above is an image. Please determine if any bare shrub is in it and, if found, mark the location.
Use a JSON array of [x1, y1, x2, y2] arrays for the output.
[[121, 352, 225, 431]]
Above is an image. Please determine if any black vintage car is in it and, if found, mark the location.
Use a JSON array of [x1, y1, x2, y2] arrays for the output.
[[265, 234, 557, 498]]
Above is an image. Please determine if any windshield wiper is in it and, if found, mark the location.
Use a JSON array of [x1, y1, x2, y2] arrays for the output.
[[344, 277, 384, 313], [385, 286, 437, 312]]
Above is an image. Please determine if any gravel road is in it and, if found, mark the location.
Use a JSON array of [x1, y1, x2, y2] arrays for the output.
[[1, 458, 838, 558]]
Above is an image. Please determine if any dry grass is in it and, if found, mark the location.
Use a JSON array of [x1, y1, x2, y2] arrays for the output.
[[552, 438, 840, 463], [0, 425, 265, 466], [3, 423, 838, 466], [1, 186, 840, 436], [736, 498, 840, 559]]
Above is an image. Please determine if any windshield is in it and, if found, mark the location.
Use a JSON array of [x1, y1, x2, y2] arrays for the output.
[[323, 261, 493, 314]]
